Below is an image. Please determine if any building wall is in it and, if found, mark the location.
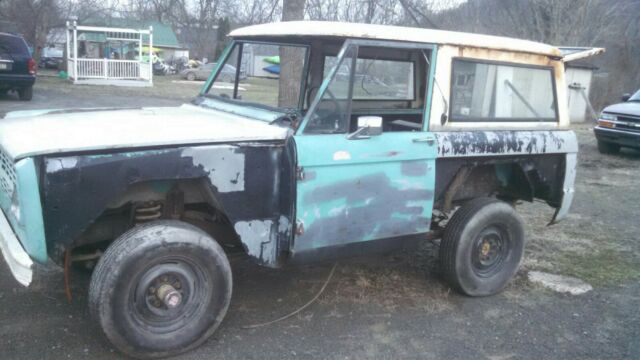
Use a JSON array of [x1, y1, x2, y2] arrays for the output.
[[565, 67, 594, 123]]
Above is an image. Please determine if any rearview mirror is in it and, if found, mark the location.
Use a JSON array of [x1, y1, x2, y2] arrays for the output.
[[622, 93, 631, 102]]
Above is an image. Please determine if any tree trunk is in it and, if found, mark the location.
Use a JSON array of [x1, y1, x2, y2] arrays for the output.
[[278, 0, 306, 108]]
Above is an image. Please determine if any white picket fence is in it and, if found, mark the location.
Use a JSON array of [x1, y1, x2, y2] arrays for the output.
[[72, 59, 140, 79]]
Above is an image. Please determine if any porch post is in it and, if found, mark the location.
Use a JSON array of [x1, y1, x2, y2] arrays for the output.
[[65, 21, 70, 75], [138, 32, 142, 79], [73, 21, 78, 84], [149, 26, 153, 85]]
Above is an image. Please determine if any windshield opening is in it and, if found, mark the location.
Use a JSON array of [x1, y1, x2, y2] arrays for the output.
[[204, 41, 308, 111], [629, 89, 640, 102]]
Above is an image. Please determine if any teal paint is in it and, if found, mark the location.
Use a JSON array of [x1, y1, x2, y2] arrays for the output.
[[423, 45, 438, 131], [293, 132, 437, 252], [293, 40, 439, 253], [197, 98, 283, 122], [2, 159, 47, 263]]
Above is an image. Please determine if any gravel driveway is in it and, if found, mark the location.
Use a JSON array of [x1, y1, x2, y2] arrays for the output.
[[0, 76, 638, 360]]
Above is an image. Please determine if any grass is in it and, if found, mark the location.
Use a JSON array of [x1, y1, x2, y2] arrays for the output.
[[553, 247, 640, 287]]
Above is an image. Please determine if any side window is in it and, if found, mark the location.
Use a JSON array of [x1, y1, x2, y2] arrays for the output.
[[450, 59, 557, 122], [303, 46, 357, 134], [324, 56, 415, 101]]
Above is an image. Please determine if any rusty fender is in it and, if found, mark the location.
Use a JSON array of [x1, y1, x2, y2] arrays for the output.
[[40, 139, 296, 266]]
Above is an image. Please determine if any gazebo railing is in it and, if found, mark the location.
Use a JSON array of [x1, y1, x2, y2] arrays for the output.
[[73, 59, 141, 79], [66, 22, 153, 85]]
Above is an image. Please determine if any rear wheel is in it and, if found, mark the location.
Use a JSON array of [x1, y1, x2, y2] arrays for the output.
[[89, 220, 232, 358], [440, 198, 524, 296], [18, 86, 33, 101], [597, 140, 620, 154]]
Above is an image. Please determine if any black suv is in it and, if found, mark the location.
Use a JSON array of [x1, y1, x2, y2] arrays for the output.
[[595, 89, 640, 154], [0, 32, 36, 101]]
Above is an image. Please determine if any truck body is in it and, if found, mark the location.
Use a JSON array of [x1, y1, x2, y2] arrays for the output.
[[0, 21, 602, 358]]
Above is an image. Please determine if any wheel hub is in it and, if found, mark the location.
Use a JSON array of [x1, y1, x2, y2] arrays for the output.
[[471, 225, 510, 277], [156, 284, 182, 308]]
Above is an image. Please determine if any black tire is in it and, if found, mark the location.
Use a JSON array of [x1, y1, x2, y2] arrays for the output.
[[597, 140, 620, 154], [440, 197, 524, 297], [18, 86, 33, 101], [186, 72, 196, 81], [89, 220, 232, 359]]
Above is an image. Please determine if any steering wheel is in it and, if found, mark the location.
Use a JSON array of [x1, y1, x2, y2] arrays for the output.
[[308, 88, 346, 132]]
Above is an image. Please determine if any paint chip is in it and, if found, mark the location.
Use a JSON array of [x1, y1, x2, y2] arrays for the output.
[[333, 151, 351, 161]]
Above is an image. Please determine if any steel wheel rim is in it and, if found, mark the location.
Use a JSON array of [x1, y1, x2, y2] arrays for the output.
[[129, 256, 211, 334], [471, 225, 511, 277]]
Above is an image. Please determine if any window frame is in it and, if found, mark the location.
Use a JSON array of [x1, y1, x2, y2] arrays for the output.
[[200, 40, 311, 112], [298, 39, 437, 135], [448, 57, 560, 123]]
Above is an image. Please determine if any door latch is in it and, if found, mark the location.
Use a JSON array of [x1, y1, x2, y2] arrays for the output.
[[412, 135, 436, 145]]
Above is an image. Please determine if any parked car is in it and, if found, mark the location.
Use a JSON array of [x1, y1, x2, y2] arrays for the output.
[[181, 62, 245, 81], [0, 21, 602, 358], [594, 89, 640, 154], [0, 32, 36, 100], [38, 56, 63, 69]]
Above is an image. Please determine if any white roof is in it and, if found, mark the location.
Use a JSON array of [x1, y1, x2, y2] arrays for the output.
[[230, 21, 562, 58]]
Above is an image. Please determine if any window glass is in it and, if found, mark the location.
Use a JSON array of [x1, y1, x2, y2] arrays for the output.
[[206, 42, 307, 109], [304, 46, 357, 134], [451, 60, 557, 122], [0, 35, 29, 57], [324, 56, 414, 100]]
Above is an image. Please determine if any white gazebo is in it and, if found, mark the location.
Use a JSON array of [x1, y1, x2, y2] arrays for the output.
[[66, 21, 154, 86]]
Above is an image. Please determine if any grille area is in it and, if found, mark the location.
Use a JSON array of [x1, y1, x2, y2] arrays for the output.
[[0, 149, 16, 199], [616, 114, 640, 133]]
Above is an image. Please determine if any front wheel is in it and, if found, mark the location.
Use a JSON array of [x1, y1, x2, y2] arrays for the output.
[[89, 220, 232, 358], [439, 198, 524, 296]]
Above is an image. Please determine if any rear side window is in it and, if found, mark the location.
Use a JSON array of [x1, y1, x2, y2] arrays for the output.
[[450, 59, 557, 122], [0, 35, 30, 58]]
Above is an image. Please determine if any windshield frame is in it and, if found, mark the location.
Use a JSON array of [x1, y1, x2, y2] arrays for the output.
[[629, 89, 640, 102], [199, 39, 311, 113]]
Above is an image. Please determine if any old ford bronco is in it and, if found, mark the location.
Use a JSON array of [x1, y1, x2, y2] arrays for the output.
[[0, 22, 601, 358]]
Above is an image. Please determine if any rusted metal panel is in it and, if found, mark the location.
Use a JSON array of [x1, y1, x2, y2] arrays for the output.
[[41, 140, 295, 267], [434, 130, 578, 157]]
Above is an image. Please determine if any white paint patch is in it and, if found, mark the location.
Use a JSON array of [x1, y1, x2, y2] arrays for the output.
[[182, 146, 245, 192], [277, 215, 290, 234], [45, 157, 78, 173], [0, 104, 289, 161], [528, 271, 593, 295], [333, 150, 351, 161], [234, 220, 275, 263]]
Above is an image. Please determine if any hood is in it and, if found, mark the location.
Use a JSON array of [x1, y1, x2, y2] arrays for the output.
[[602, 102, 640, 117], [0, 104, 290, 161]]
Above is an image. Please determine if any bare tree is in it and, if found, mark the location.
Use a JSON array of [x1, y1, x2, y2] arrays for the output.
[[278, 0, 305, 108]]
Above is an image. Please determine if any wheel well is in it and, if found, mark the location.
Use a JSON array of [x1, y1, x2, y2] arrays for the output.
[[434, 156, 565, 214], [70, 178, 242, 259]]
